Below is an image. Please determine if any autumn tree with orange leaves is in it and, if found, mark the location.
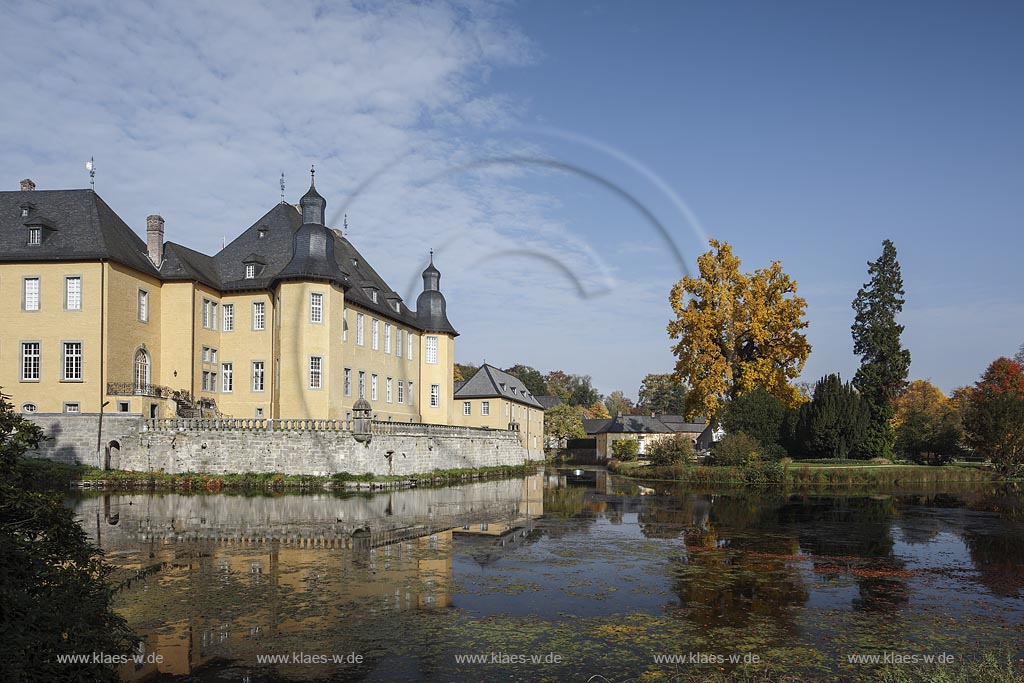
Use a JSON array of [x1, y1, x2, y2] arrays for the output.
[[668, 240, 811, 421], [964, 357, 1024, 476]]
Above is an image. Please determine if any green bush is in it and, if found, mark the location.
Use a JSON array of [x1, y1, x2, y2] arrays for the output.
[[712, 432, 762, 466], [611, 438, 640, 461], [646, 434, 694, 466]]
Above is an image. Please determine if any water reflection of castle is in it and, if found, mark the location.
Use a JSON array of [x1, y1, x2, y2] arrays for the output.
[[72, 475, 543, 681]]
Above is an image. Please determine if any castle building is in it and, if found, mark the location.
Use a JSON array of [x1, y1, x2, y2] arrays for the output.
[[452, 364, 545, 451], [0, 175, 459, 425]]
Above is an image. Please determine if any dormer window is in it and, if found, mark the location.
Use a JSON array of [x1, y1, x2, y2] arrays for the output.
[[511, 387, 518, 395], [242, 253, 266, 280], [364, 287, 378, 303], [21, 207, 29, 218], [352, 258, 359, 267], [28, 226, 41, 245], [257, 227, 267, 239]]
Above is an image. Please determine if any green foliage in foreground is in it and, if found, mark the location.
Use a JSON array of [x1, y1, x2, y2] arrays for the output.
[[1, 391, 134, 682], [611, 438, 640, 460]]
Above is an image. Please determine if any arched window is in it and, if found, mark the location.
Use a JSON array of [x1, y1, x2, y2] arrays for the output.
[[133, 349, 150, 394]]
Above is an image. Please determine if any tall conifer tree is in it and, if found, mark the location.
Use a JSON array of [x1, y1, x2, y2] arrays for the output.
[[851, 240, 911, 458]]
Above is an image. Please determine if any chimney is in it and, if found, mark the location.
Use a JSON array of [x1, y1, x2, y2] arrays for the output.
[[20, 179, 35, 191], [146, 215, 164, 267]]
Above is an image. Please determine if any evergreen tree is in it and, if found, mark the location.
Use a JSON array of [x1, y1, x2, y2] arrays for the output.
[[851, 240, 911, 458], [721, 388, 786, 449], [796, 374, 871, 459]]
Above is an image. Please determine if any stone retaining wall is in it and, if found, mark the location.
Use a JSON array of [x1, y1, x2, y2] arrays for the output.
[[26, 414, 538, 475]]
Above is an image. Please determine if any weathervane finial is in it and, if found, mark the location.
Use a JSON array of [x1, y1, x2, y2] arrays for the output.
[[310, 164, 315, 186], [85, 156, 96, 191], [280, 172, 285, 202]]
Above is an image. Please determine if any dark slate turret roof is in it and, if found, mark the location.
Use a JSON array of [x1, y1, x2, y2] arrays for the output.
[[0, 189, 160, 277], [454, 364, 544, 409]]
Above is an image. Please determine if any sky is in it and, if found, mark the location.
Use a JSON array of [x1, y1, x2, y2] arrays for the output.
[[1, 1, 1021, 400]]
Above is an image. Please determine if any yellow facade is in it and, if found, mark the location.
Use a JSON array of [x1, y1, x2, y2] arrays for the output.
[[453, 396, 544, 450], [0, 260, 458, 421]]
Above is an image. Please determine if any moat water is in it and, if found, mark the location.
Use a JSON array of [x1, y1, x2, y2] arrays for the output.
[[68, 469, 1024, 682]]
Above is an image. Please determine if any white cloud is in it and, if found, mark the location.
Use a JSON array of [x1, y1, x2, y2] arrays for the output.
[[0, 0, 693, 398]]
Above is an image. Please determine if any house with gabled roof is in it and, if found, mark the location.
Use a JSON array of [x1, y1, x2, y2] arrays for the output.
[[453, 364, 545, 453], [593, 413, 714, 459]]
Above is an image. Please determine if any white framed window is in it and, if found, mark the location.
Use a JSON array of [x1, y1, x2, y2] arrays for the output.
[[62, 342, 82, 381], [505, 402, 509, 415], [343, 309, 348, 342], [396, 329, 403, 358], [358, 371, 366, 399], [463, 401, 471, 416], [397, 380, 404, 404], [425, 336, 438, 364], [201, 371, 211, 392], [66, 277, 82, 311], [28, 226, 41, 245], [64, 403, 80, 413], [138, 289, 148, 322], [21, 342, 40, 381], [430, 384, 440, 408], [21, 403, 37, 413], [253, 302, 266, 330], [310, 292, 323, 323], [222, 363, 233, 392], [371, 374, 378, 401], [407, 333, 414, 360], [386, 377, 393, 403], [384, 324, 392, 353], [210, 348, 218, 364], [344, 368, 352, 397], [202, 346, 210, 362], [24, 277, 40, 311], [408, 381, 414, 406], [252, 361, 265, 392], [117, 401, 129, 413], [202, 299, 211, 328], [223, 304, 234, 331], [245, 263, 255, 279], [309, 356, 323, 390], [356, 313, 365, 346], [482, 401, 490, 416], [211, 301, 217, 329], [371, 319, 380, 350]]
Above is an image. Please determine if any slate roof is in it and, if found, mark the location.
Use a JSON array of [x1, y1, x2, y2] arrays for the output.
[[594, 414, 675, 434], [658, 415, 709, 433], [536, 395, 563, 410], [582, 418, 611, 435], [454, 364, 544, 409], [590, 413, 711, 435], [0, 189, 160, 277], [1, 184, 450, 333]]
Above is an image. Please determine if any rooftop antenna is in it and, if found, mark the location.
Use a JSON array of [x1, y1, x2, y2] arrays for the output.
[[85, 157, 95, 191], [279, 172, 285, 202]]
